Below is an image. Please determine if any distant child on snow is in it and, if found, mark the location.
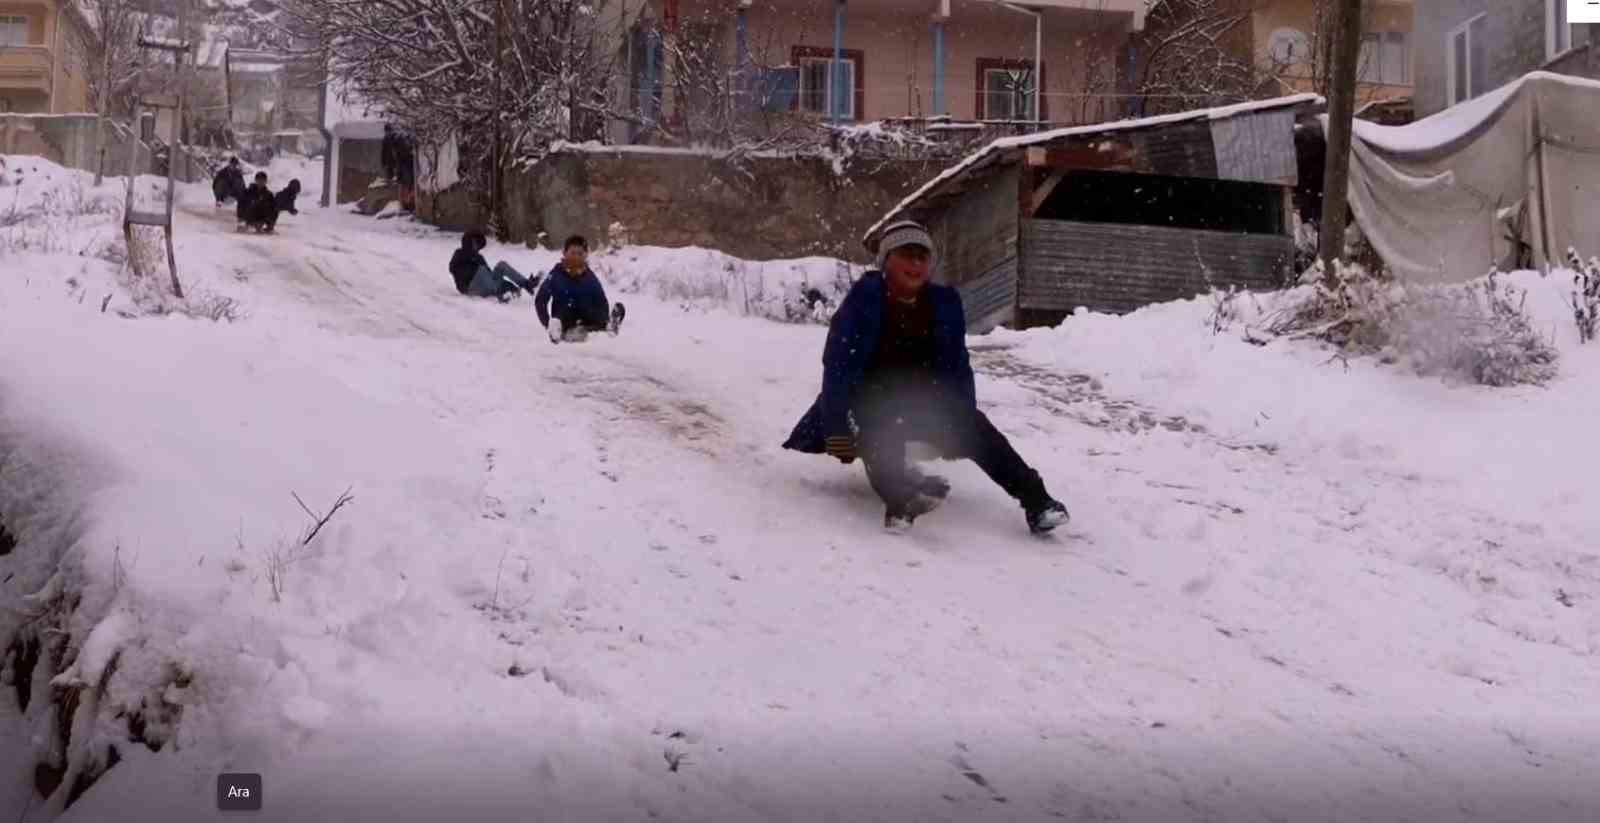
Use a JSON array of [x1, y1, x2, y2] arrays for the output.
[[236, 171, 274, 230], [212, 157, 245, 207], [274, 179, 302, 219], [236, 173, 300, 233], [534, 235, 625, 343], [449, 230, 539, 301]]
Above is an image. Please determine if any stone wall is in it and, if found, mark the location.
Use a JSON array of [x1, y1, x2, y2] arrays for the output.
[[0, 114, 204, 183], [500, 146, 946, 263]]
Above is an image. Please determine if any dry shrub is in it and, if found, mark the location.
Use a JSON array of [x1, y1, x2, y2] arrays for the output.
[[1268, 261, 1558, 387], [1567, 248, 1600, 344], [120, 227, 244, 322]]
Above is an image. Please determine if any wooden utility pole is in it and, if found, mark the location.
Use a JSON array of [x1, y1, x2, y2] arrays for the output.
[[124, 0, 191, 298], [1318, 0, 1364, 268], [491, 0, 506, 240]]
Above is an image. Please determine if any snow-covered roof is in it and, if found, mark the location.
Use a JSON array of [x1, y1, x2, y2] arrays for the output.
[[231, 61, 285, 74], [862, 93, 1325, 249], [1347, 70, 1600, 155], [323, 76, 385, 134]]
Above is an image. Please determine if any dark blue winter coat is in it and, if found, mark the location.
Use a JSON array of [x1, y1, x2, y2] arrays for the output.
[[782, 271, 976, 454], [534, 265, 611, 328]]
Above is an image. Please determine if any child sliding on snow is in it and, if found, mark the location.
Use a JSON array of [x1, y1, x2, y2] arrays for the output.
[[450, 230, 539, 301], [236, 172, 273, 231], [534, 235, 625, 343], [781, 220, 1069, 535]]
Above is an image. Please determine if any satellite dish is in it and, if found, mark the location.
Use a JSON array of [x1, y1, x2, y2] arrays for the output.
[[1269, 27, 1311, 66]]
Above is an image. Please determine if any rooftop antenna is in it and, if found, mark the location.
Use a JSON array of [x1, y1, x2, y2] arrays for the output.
[[123, 0, 193, 298]]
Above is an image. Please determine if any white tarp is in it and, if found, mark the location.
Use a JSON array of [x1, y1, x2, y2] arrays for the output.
[[415, 132, 461, 195], [1332, 71, 1600, 283]]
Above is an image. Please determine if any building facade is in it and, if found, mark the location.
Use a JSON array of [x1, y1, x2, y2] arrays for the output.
[[0, 0, 94, 114], [1252, 0, 1415, 104], [615, 0, 1149, 142], [1414, 0, 1598, 117], [225, 47, 325, 157]]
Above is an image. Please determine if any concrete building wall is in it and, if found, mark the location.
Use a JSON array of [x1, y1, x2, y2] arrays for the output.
[[1414, 0, 1597, 117], [0, 114, 206, 182], [0, 0, 94, 114]]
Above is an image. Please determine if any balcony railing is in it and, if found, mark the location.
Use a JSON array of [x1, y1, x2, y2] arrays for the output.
[[0, 45, 54, 92]]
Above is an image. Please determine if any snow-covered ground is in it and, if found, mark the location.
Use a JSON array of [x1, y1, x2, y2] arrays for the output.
[[2, 155, 1598, 823]]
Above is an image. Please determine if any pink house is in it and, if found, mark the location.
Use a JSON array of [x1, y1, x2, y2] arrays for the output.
[[619, 0, 1149, 139]]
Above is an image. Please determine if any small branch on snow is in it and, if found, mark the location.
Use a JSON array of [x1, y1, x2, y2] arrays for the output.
[[293, 486, 355, 548]]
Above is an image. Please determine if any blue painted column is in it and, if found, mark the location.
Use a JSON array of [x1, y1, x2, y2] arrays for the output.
[[1127, 45, 1142, 118], [932, 19, 946, 115], [832, 0, 847, 124]]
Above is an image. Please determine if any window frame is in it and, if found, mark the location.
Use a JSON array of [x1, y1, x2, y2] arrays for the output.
[[1446, 13, 1487, 106], [975, 57, 1048, 122], [1358, 30, 1410, 85], [790, 45, 864, 121], [0, 14, 30, 46], [1547, 0, 1573, 60]]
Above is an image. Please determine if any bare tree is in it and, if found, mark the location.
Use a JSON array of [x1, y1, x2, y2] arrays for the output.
[[655, 7, 814, 150], [273, 0, 627, 228], [1133, 0, 1264, 116], [82, 0, 151, 184]]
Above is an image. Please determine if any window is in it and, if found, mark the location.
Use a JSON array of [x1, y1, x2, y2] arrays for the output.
[[791, 46, 862, 120], [0, 14, 28, 46], [983, 68, 1033, 120], [1447, 14, 1488, 106], [1358, 31, 1410, 85], [976, 58, 1046, 121], [799, 57, 854, 116], [1548, 0, 1573, 59]]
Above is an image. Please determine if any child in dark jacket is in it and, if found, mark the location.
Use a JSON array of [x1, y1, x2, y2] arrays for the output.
[[782, 220, 1068, 535], [236, 172, 275, 230], [533, 235, 624, 342], [212, 157, 245, 206], [448, 230, 538, 300], [273, 179, 302, 220]]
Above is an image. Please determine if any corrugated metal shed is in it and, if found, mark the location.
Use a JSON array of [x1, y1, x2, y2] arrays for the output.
[[862, 94, 1323, 332], [862, 94, 1323, 251], [1019, 221, 1294, 315]]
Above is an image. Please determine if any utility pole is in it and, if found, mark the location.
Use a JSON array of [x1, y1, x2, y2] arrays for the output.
[[1318, 0, 1363, 269], [124, 0, 191, 299], [491, 0, 506, 240]]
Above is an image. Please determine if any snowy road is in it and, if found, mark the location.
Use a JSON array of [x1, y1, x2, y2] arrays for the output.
[[4, 160, 1599, 822]]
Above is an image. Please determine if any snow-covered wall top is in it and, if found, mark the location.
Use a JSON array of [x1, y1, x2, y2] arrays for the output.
[[322, 77, 385, 140], [862, 93, 1324, 249]]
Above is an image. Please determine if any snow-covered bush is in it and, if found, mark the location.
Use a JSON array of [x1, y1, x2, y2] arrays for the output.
[[1207, 286, 1243, 335], [1268, 261, 1558, 386], [0, 172, 121, 257], [596, 250, 857, 326], [1566, 248, 1600, 344]]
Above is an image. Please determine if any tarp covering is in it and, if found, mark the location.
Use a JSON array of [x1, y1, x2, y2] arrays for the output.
[[1332, 71, 1600, 282]]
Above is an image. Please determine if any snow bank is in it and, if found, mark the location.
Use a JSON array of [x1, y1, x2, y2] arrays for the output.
[[591, 245, 862, 325], [7, 150, 1600, 821], [1004, 269, 1600, 525]]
